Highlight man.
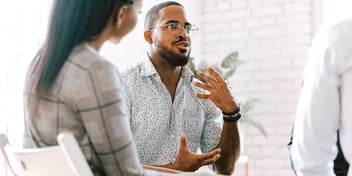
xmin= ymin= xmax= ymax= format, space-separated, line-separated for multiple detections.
xmin=121 ymin=1 xmax=240 ymax=175
xmin=291 ymin=19 xmax=352 ymax=176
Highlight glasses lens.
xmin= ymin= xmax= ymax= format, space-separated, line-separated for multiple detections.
xmin=164 ymin=23 xmax=199 ymax=37
xmin=184 ymin=25 xmax=192 ymax=34
xmin=167 ymin=23 xmax=180 ymax=34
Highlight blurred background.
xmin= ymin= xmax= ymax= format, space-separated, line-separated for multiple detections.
xmin=1 ymin=0 xmax=351 ymax=175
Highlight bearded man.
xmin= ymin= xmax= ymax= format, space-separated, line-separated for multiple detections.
xmin=121 ymin=1 xmax=240 ymax=175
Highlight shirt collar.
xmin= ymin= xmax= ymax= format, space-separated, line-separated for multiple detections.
xmin=140 ymin=53 xmax=194 ymax=83
xmin=140 ymin=54 xmax=158 ymax=77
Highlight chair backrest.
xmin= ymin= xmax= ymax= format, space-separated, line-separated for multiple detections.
xmin=57 ymin=132 xmax=94 ymax=176
xmin=0 ymin=133 xmax=17 ymax=176
xmin=0 ymin=132 xmax=93 ymax=176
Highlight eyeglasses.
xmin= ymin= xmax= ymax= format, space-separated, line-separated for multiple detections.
xmin=150 ymin=22 xmax=199 ymax=37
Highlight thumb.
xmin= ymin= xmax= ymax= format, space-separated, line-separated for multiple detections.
xmin=179 ymin=133 xmax=188 ymax=149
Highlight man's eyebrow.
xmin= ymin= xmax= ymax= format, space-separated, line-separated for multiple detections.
xmin=164 ymin=20 xmax=179 ymax=24
xmin=163 ymin=20 xmax=191 ymax=26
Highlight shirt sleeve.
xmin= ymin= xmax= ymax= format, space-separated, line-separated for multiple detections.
xmin=291 ymin=28 xmax=340 ymax=176
xmin=200 ymin=100 xmax=222 ymax=153
xmin=76 ymin=60 xmax=144 ymax=176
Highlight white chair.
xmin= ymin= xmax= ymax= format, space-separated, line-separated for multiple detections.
xmin=1 ymin=133 xmax=200 ymax=176
xmin=0 ymin=132 xmax=93 ymax=176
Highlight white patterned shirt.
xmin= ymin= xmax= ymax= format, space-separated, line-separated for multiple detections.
xmin=121 ymin=55 xmax=222 ymax=165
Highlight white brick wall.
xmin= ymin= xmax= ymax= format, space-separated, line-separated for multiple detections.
xmin=200 ymin=0 xmax=315 ymax=175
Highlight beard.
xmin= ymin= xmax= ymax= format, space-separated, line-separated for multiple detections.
xmin=156 ymin=40 xmax=191 ymax=66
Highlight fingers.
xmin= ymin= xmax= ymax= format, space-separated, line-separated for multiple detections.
xmin=199 ymin=148 xmax=221 ymax=165
xmin=196 ymin=67 xmax=227 ymax=89
xmin=195 ymin=93 xmax=210 ymax=99
xmin=193 ymin=81 xmax=212 ymax=99
xmin=194 ymin=81 xmax=212 ymax=91
xmin=196 ymin=71 xmax=217 ymax=86
xmin=207 ymin=67 xmax=225 ymax=83
xmin=201 ymin=148 xmax=221 ymax=159
xmin=202 ymin=153 xmax=221 ymax=165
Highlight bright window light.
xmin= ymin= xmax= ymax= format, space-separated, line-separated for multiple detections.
xmin=0 ymin=0 xmax=52 ymax=174
xmin=324 ymin=0 xmax=352 ymax=26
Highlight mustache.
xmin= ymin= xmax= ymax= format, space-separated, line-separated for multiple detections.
xmin=172 ymin=38 xmax=189 ymax=45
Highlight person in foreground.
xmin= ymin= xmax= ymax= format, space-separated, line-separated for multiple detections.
xmin=20 ymin=0 xmax=172 ymax=175
xmin=121 ymin=1 xmax=240 ymax=175
xmin=291 ymin=18 xmax=352 ymax=176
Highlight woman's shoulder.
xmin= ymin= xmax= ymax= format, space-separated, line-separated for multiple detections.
xmin=67 ymin=44 xmax=117 ymax=73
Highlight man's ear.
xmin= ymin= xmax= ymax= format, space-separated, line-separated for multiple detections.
xmin=144 ymin=31 xmax=153 ymax=44
xmin=114 ymin=5 xmax=128 ymax=28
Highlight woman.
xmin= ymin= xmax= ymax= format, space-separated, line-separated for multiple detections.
xmin=22 ymin=0 xmax=154 ymax=175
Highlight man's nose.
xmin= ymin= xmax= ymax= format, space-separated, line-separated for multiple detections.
xmin=176 ymin=27 xmax=189 ymax=38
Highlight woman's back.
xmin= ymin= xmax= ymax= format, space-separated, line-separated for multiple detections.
xmin=24 ymin=44 xmax=144 ymax=176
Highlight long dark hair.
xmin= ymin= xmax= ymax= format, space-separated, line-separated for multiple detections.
xmin=29 ymin=0 xmax=133 ymax=97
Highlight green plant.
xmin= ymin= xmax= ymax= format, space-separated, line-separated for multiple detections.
xmin=188 ymin=51 xmax=267 ymax=138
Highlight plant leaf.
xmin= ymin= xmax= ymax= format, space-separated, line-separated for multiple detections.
xmin=223 ymin=69 xmax=236 ymax=80
xmin=238 ymin=98 xmax=267 ymax=137
xmin=198 ymin=60 xmax=208 ymax=71
xmin=240 ymin=117 xmax=268 ymax=138
xmin=240 ymin=98 xmax=261 ymax=114
xmin=229 ymin=60 xmax=245 ymax=70
xmin=188 ymin=52 xmax=267 ymax=138
xmin=221 ymin=51 xmax=239 ymax=68
xmin=188 ymin=57 xmax=196 ymax=75
xmin=212 ymin=65 xmax=223 ymax=77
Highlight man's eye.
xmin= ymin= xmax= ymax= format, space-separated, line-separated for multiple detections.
xmin=185 ymin=25 xmax=192 ymax=32
xmin=168 ymin=24 xmax=178 ymax=30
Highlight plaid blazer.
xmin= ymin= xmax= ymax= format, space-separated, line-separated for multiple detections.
xmin=23 ymin=44 xmax=145 ymax=176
